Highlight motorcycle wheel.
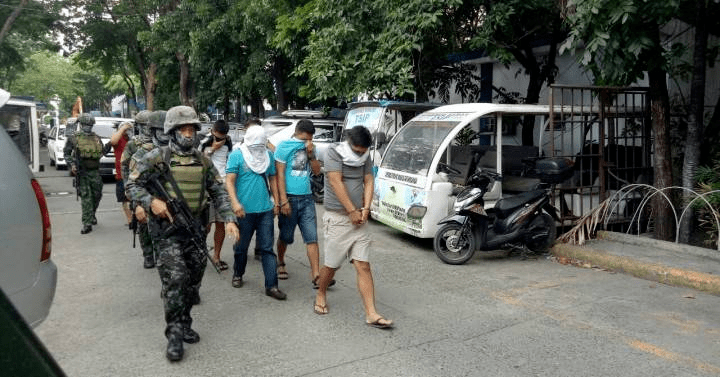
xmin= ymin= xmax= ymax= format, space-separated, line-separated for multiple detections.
xmin=433 ymin=223 xmax=476 ymax=265
xmin=525 ymin=212 xmax=556 ymax=253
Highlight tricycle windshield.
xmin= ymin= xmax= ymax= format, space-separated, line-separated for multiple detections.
xmin=344 ymin=106 xmax=383 ymax=131
xmin=380 ymin=112 xmax=469 ymax=176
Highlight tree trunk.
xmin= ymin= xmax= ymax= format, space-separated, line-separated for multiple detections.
xmin=701 ymin=90 xmax=720 ymax=163
xmin=223 ymin=90 xmax=230 ymax=122
xmin=272 ymin=55 xmax=287 ymax=112
xmin=648 ymin=66 xmax=674 ymax=241
xmin=679 ymin=2 xmax=708 ymax=243
xmin=0 ymin=0 xmax=29 ymax=45
xmin=145 ymin=63 xmax=158 ymax=111
xmin=176 ymin=52 xmax=192 ymax=107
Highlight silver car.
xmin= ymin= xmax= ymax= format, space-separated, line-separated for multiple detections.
xmin=0 ymin=123 xmax=57 ymax=328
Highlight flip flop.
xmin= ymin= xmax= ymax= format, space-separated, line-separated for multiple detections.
xmin=313 ymin=302 xmax=328 ymax=315
xmin=312 ymin=277 xmax=336 ymax=289
xmin=278 ymin=263 xmax=289 ymax=280
xmin=366 ymin=317 xmax=393 ymax=329
xmin=217 ymin=260 xmax=229 ymax=271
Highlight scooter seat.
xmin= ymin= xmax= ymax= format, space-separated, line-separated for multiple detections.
xmin=502 ymin=176 xmax=542 ymax=193
xmin=494 ymin=190 xmax=546 ymax=219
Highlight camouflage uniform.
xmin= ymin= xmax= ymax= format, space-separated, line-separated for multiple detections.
xmin=126 ymin=146 xmax=235 ymax=343
xmin=122 ymin=110 xmax=155 ymax=265
xmin=64 ymin=125 xmax=104 ymax=229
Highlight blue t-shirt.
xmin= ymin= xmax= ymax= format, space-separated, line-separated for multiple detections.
xmin=274 ymin=138 xmax=311 ymax=195
xmin=226 ymin=149 xmax=276 ymax=213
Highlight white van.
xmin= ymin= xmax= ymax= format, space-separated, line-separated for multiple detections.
xmin=0 ymin=93 xmax=40 ymax=173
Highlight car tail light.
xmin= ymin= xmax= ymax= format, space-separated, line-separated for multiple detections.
xmin=31 ymin=179 xmax=52 ymax=262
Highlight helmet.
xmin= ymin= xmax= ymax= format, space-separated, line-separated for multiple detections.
xmin=148 ymin=110 xmax=167 ymax=130
xmin=78 ymin=113 xmax=95 ymax=126
xmin=164 ymin=106 xmax=201 ymax=134
xmin=134 ymin=110 xmax=152 ymax=125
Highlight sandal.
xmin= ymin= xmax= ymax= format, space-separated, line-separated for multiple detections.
xmin=277 ymin=263 xmax=289 ymax=280
xmin=312 ymin=276 xmax=336 ymax=289
xmin=313 ymin=302 xmax=328 ymax=315
xmin=366 ymin=316 xmax=393 ymax=329
xmin=216 ymin=260 xmax=229 ymax=271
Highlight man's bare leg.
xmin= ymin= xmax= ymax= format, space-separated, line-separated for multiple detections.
xmin=277 ymin=239 xmax=288 ymax=277
xmin=307 ymin=242 xmax=320 ymax=282
xmin=353 ymin=260 xmax=392 ymax=326
xmin=213 ymin=222 xmax=225 ymax=262
xmin=314 ymin=266 xmax=335 ymax=314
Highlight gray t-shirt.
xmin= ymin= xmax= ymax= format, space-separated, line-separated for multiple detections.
xmin=324 ymin=143 xmax=373 ymax=212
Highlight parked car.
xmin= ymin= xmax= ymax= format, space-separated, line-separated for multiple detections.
xmin=263 ymin=110 xmax=345 ymax=203
xmin=66 ymin=117 xmax=134 ymax=178
xmin=0 ymin=118 xmax=57 ymax=328
xmin=0 ymin=93 xmax=41 ymax=173
xmin=46 ymin=125 xmax=68 ymax=169
xmin=264 ymin=110 xmax=345 ymax=161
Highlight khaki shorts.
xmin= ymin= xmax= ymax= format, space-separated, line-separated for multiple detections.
xmin=322 ymin=210 xmax=370 ymax=269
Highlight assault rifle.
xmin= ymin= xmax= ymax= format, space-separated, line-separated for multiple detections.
xmin=145 ymin=166 xmax=221 ymax=274
xmin=130 ymin=209 xmax=138 ymax=248
xmin=71 ymin=138 xmax=84 ymax=201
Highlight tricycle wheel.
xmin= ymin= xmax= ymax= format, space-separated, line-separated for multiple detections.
xmin=434 ymin=223 xmax=476 ymax=265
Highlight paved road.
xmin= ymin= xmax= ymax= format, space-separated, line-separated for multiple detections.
xmin=33 ymin=152 xmax=720 ymax=377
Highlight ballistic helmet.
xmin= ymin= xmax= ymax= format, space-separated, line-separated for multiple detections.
xmin=164 ymin=106 xmax=201 ymax=134
xmin=134 ymin=110 xmax=152 ymax=126
xmin=148 ymin=110 xmax=167 ymax=130
xmin=78 ymin=113 xmax=95 ymax=126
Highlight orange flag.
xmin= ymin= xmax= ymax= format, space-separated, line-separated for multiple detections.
xmin=71 ymin=97 xmax=83 ymax=117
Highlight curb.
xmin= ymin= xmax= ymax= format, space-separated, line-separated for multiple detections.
xmin=551 ymin=240 xmax=720 ymax=296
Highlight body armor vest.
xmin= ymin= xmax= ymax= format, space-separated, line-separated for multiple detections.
xmin=166 ymin=155 xmax=206 ymax=216
xmin=75 ymin=133 xmax=103 ymax=169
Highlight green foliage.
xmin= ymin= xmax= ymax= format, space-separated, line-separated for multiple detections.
xmin=0 ymin=0 xmax=62 ymax=87
xmin=695 ymin=162 xmax=720 ymax=246
xmin=7 ymin=51 xmax=117 ymax=112
xmin=561 ymin=0 xmax=682 ymax=85
xmin=453 ymin=127 xmax=477 ymax=146
xmin=275 ymin=0 xmax=463 ymax=102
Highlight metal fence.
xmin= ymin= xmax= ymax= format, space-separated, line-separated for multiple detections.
xmin=546 ymin=85 xmax=653 ymax=226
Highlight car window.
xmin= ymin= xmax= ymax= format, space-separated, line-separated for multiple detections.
xmin=92 ymin=123 xmax=116 ymax=138
xmin=63 ymin=126 xmax=74 ymax=137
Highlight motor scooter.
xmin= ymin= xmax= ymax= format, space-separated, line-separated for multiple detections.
xmin=433 ymin=164 xmax=560 ymax=265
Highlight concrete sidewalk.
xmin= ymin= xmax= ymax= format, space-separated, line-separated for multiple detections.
xmin=552 ymin=231 xmax=720 ymax=295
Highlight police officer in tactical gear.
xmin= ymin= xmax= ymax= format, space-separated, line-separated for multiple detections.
xmin=126 ymin=106 xmax=239 ymax=362
xmin=121 ymin=110 xmax=156 ymax=268
xmin=64 ymin=113 xmax=106 ymax=234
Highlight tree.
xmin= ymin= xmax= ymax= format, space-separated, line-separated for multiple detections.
xmin=562 ymin=0 xmax=683 ymax=241
xmin=68 ymin=0 xmax=179 ymax=111
xmin=7 ymin=51 xmax=116 ymax=113
xmin=275 ymin=0 xmax=466 ymax=103
xmin=470 ymin=0 xmax=567 ymax=145
xmin=0 ymin=0 xmax=61 ymax=87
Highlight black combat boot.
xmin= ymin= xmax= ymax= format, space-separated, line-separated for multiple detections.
xmin=91 ymin=216 xmax=97 ymax=225
xmin=81 ymin=225 xmax=92 ymax=234
xmin=183 ymin=327 xmax=200 ymax=344
xmin=166 ymin=332 xmax=184 ymax=361
xmin=143 ymin=255 xmax=155 ymax=269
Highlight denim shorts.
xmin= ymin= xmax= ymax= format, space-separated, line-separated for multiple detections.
xmin=278 ymin=194 xmax=318 ymax=244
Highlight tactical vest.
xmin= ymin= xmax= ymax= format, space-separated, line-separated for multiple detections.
xmin=75 ymin=133 xmax=103 ymax=170
xmin=165 ymin=154 xmax=207 ymax=216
